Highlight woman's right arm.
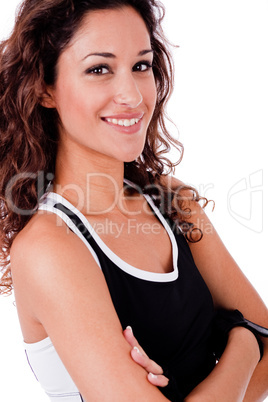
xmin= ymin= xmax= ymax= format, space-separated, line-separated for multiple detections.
xmin=10 ymin=213 xmax=170 ymax=402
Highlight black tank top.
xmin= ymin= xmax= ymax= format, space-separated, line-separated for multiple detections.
xmin=47 ymin=188 xmax=216 ymax=400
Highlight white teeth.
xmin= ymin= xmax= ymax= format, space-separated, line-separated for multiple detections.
xmin=105 ymin=117 xmax=141 ymax=127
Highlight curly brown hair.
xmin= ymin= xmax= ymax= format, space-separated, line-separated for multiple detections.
xmin=0 ymin=0 xmax=207 ymax=295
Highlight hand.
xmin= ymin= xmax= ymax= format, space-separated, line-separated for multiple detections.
xmin=123 ymin=326 xmax=169 ymax=388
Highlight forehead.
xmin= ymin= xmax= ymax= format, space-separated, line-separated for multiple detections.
xmin=68 ymin=6 xmax=151 ymax=56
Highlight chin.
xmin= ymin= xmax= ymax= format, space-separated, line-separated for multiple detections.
xmin=123 ymin=157 xmax=137 ymax=163
xmin=120 ymin=145 xmax=145 ymax=163
xmin=122 ymin=151 xmax=143 ymax=163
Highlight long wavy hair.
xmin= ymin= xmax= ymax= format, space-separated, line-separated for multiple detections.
xmin=0 ymin=0 xmax=208 ymax=294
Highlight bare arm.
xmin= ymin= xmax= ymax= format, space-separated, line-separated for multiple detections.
xmin=161 ymin=176 xmax=268 ymax=400
xmin=11 ymin=213 xmax=170 ymax=402
xmin=244 ymin=348 xmax=268 ymax=402
xmin=185 ymin=327 xmax=260 ymax=401
xmin=181 ymin=188 xmax=268 ymax=400
xmin=187 ymin=203 xmax=268 ymax=400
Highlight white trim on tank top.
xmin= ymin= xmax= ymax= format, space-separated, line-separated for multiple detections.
xmin=38 ymin=182 xmax=179 ymax=283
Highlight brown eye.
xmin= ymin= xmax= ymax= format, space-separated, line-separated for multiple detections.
xmin=133 ymin=61 xmax=153 ymax=72
xmin=86 ymin=65 xmax=110 ymax=75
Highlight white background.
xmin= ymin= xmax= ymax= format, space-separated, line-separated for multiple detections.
xmin=0 ymin=1 xmax=267 ymax=400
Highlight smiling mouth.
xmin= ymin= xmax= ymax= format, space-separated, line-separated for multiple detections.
xmin=102 ymin=116 xmax=143 ymax=127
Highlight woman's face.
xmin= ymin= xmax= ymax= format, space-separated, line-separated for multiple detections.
xmin=47 ymin=6 xmax=157 ymax=163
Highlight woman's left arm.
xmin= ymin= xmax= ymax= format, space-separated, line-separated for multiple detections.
xmin=244 ymin=346 xmax=268 ymax=402
xmin=124 ymin=324 xmax=262 ymax=402
xmin=127 ymin=176 xmax=268 ymax=399
xmin=185 ymin=196 xmax=268 ymax=401
xmin=185 ymin=326 xmax=260 ymax=402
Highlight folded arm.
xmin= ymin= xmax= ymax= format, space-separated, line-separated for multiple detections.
xmin=176 ymin=180 xmax=268 ymax=401
xmin=161 ymin=176 xmax=268 ymax=400
xmin=185 ymin=326 xmax=260 ymax=401
xmin=125 ymin=314 xmax=263 ymax=401
xmin=11 ymin=213 xmax=170 ymax=402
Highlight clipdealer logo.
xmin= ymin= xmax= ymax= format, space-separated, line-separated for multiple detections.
xmin=227 ymin=170 xmax=264 ymax=233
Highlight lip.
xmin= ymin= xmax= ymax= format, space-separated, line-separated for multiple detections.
xmin=101 ymin=113 xmax=144 ymax=134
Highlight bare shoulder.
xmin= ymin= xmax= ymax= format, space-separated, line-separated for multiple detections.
xmin=160 ymin=174 xmax=204 ymax=218
xmin=160 ymin=174 xmax=199 ymax=200
xmin=10 ymin=210 xmax=106 ymax=321
xmin=160 ymin=174 xmax=185 ymax=190
xmin=11 ymin=210 xmax=91 ymax=278
xmin=12 ymin=211 xmax=68 ymax=253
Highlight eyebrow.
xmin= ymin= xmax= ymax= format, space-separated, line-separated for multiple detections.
xmin=82 ymin=49 xmax=153 ymax=61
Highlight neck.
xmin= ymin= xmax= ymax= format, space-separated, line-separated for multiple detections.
xmin=53 ymin=140 xmax=126 ymax=215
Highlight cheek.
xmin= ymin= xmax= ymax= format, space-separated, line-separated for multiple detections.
xmin=147 ymin=75 xmax=157 ymax=101
xmin=53 ymin=79 xmax=81 ymax=123
xmin=55 ymin=82 xmax=109 ymax=127
xmin=144 ymin=79 xmax=157 ymax=114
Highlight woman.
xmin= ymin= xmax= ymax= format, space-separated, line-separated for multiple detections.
xmin=0 ymin=0 xmax=267 ymax=401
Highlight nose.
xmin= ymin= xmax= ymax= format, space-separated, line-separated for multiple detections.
xmin=113 ymin=72 xmax=143 ymax=108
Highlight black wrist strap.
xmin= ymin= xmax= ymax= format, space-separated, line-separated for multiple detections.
xmin=242 ymin=317 xmax=268 ymax=338
xmin=211 ymin=309 xmax=268 ymax=361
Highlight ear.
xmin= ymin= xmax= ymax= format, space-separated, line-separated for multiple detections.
xmin=39 ymin=86 xmax=57 ymax=109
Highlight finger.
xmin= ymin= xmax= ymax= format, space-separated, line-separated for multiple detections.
xmin=123 ymin=326 xmax=138 ymax=349
xmin=123 ymin=326 xmax=165 ymax=376
xmin=148 ymin=373 xmax=169 ymax=388
xmin=123 ymin=326 xmax=148 ymax=357
xmin=131 ymin=346 xmax=163 ymax=375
